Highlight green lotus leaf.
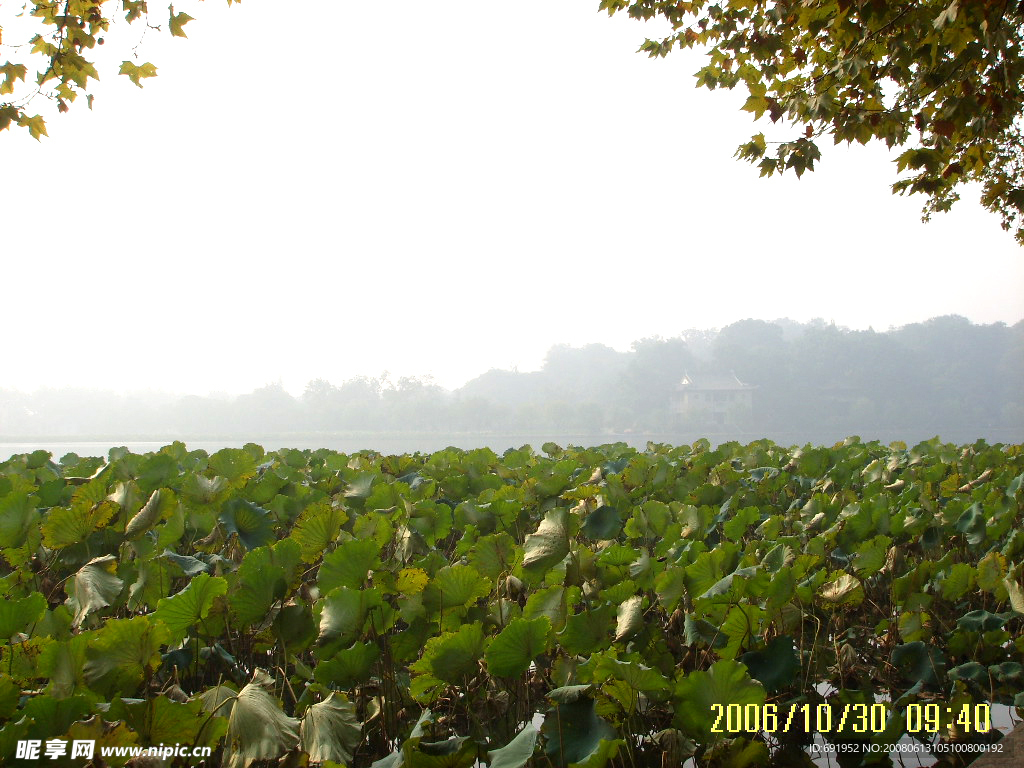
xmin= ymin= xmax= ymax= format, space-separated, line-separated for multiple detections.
xmin=582 ymin=506 xmax=622 ymax=541
xmin=220 ymin=497 xmax=275 ymax=550
xmin=0 ymin=591 xmax=45 ymax=640
xmin=369 ymin=710 xmax=434 ymax=768
xmin=679 ymin=504 xmax=714 ymax=540
xmin=469 ymin=532 xmax=519 ymax=579
xmin=63 ymin=719 xmax=136 ymax=767
xmin=684 ymin=548 xmax=735 ymax=599
xmin=698 ymin=566 xmax=765 ymax=601
xmin=344 ymin=472 xmax=376 ymax=501
xmin=317 ymin=586 xmax=384 ymax=654
xmin=319 ymin=537 xmax=381 ymax=593
xmin=67 ymin=555 xmax=125 ymax=627
xmin=598 ymin=580 xmax=636 ymax=605
xmin=485 ymin=617 xmax=551 ymax=677
xmin=722 ymin=506 xmax=760 ymax=542
xmin=407 ymin=500 xmax=453 ymax=545
xmin=739 ymin=635 xmax=800 ymax=693
xmin=198 ymin=682 xmax=240 ymax=718
xmin=956 ymin=610 xmax=1010 ymax=632
xmin=207 ymin=448 xmax=259 ymax=483
xmin=701 ymin=737 xmax=769 ymax=768
xmin=354 ymin=510 xmax=395 ymax=550
xmin=83 ymin=615 xmax=169 ymax=697
xmin=683 ymin=614 xmax=726 ymax=649
xmin=291 ymin=502 xmax=349 ymax=563
xmin=314 ymin=640 xmax=381 ymax=689
xmin=559 ymin=603 xmax=614 ymax=656
xmin=719 ymin=604 xmax=765 ymax=660
xmin=853 ymin=535 xmax=892 ymax=577
xmin=274 ymin=600 xmax=317 ymax=651
xmin=523 ymin=585 xmax=570 ymax=631
xmin=413 ymin=622 xmax=486 ymax=683
xmin=977 ymin=551 xmax=1008 ymax=595
xmin=568 ymin=738 xmax=625 ymax=768
xmin=760 ymin=543 xmax=793 ymax=573
xmin=948 ymin=661 xmax=987 ymax=685
xmin=126 ymin=559 xmax=174 ymax=612
xmin=625 ymin=500 xmax=672 ymax=539
xmin=817 ymin=572 xmax=864 ymax=607
xmin=955 ymin=502 xmax=986 ymax=547
xmin=1004 ymin=576 xmax=1024 ymax=612
xmin=488 ymin=724 xmax=538 ymax=768
xmin=125 ymin=488 xmax=176 ymax=540
xmin=37 ymin=633 xmax=88 ymax=697
xmin=990 ymin=661 xmax=1024 ymax=689
xmin=891 ymin=641 xmax=946 ymax=685
xmin=939 ymin=563 xmax=977 ymax=601
xmin=405 ymin=736 xmax=479 ymax=768
xmin=674 ymin=659 xmax=766 ymax=742
xmin=153 ymin=572 xmax=227 ymax=642
xmin=654 ymin=567 xmax=686 ymax=612
xmin=541 ymin=695 xmax=617 ymax=768
xmin=19 ymin=694 xmax=93 ymax=742
xmin=180 ymin=472 xmax=228 ymax=504
xmin=223 ymin=678 xmax=300 ymax=768
xmin=546 ymin=685 xmax=595 ymax=704
xmin=595 ymin=544 xmax=639 ymax=569
xmin=41 ymin=500 xmax=116 ymax=550
xmin=0 ymin=491 xmax=41 ymax=552
xmin=161 ymin=549 xmax=211 ymax=576
xmin=597 ymin=658 xmax=670 ymax=693
xmin=795 ymin=447 xmax=831 ymax=478
xmin=300 ymin=692 xmax=362 ymax=765
xmin=0 ymin=675 xmax=18 ymax=720
xmin=423 ymin=565 xmax=491 ymax=612
xmin=235 ymin=540 xmax=303 ymax=630
xmin=523 ymin=508 xmax=570 ymax=576
xmin=614 ymin=595 xmax=643 ymax=642
xmin=116 ymin=695 xmax=226 ymax=748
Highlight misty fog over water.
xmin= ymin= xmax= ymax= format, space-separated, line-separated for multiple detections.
xmin=2 ymin=316 xmax=1022 ymax=459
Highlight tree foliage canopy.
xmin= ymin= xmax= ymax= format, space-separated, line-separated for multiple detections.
xmin=3 ymin=0 xmax=1023 ymax=241
xmin=0 ymin=0 xmax=221 ymax=137
xmin=601 ymin=0 xmax=1024 ymax=242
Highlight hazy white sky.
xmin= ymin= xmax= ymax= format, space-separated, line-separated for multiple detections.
xmin=4 ymin=0 xmax=1023 ymax=395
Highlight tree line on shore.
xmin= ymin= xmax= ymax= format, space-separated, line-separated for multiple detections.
xmin=2 ymin=316 xmax=1021 ymax=443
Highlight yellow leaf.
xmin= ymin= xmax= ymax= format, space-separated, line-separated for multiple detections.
xmin=397 ymin=568 xmax=428 ymax=594
xmin=169 ymin=5 xmax=194 ymax=38
xmin=17 ymin=113 xmax=47 ymax=140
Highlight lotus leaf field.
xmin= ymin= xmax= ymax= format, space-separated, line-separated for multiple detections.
xmin=0 ymin=438 xmax=1022 ymax=768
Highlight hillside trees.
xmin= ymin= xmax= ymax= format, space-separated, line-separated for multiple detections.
xmin=602 ymin=0 xmax=1024 ymax=243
